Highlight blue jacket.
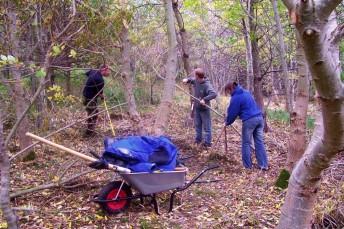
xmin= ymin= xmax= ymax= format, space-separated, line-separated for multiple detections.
xmin=226 ymin=85 xmax=262 ymax=125
xmin=83 ymin=70 xmax=104 ymax=100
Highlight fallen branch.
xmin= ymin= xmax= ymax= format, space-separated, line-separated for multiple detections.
xmin=10 ymin=169 xmax=95 ymax=199
xmin=12 ymin=207 xmax=38 ymax=212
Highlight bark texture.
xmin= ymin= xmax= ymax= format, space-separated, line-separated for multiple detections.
xmin=242 ymin=1 xmax=254 ymax=92
xmin=278 ymin=1 xmax=344 ymax=228
xmin=119 ymin=18 xmax=140 ymax=120
xmin=272 ymin=0 xmax=292 ymax=112
xmin=154 ymin=0 xmax=178 ymax=135
xmin=0 ymin=111 xmax=19 ymax=228
xmin=249 ymin=1 xmax=264 ymax=110
xmin=248 ymin=0 xmax=269 ymax=131
xmin=7 ymin=4 xmax=33 ymax=156
xmin=287 ymin=37 xmax=310 ymax=171
xmin=172 ymin=0 xmax=192 ymax=76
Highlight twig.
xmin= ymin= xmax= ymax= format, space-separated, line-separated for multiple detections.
xmin=212 ymin=125 xmax=226 ymax=149
xmin=58 ymin=160 xmax=78 ymax=182
xmin=224 ymin=126 xmax=228 ymax=154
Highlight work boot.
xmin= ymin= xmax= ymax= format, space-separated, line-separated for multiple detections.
xmin=202 ymin=142 xmax=212 ymax=148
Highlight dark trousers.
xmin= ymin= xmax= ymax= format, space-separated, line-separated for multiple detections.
xmin=83 ymin=98 xmax=98 ymax=133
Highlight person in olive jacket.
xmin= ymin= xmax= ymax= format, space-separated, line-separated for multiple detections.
xmin=82 ymin=64 xmax=110 ymax=136
xmin=182 ymin=68 xmax=217 ymax=147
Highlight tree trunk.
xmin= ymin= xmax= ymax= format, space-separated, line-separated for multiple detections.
xmin=66 ymin=70 xmax=71 ymax=95
xmin=249 ymin=1 xmax=264 ymax=109
xmin=248 ymin=1 xmax=269 ymax=131
xmin=0 ymin=110 xmax=19 ymax=228
xmin=242 ymin=1 xmax=254 ymax=92
xmin=119 ymin=19 xmax=140 ymax=120
xmin=7 ymin=5 xmax=33 ymax=156
xmin=33 ymin=3 xmax=45 ymax=129
xmin=278 ymin=0 xmax=344 ymax=226
xmin=172 ymin=0 xmax=192 ymax=76
xmin=154 ymin=0 xmax=178 ymax=135
xmin=271 ymin=0 xmax=292 ymax=112
xmin=172 ymin=0 xmax=194 ymax=109
xmin=287 ymin=37 xmax=309 ymax=171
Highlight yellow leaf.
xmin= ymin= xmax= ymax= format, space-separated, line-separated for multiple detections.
xmin=95 ymin=214 xmax=104 ymax=220
xmin=122 ymin=19 xmax=129 ymax=29
xmin=52 ymin=176 xmax=60 ymax=182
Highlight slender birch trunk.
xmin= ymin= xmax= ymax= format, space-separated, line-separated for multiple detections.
xmin=7 ymin=4 xmax=33 ymax=156
xmin=154 ymin=0 xmax=178 ymax=135
xmin=172 ymin=0 xmax=192 ymax=76
xmin=172 ymin=0 xmax=194 ymax=111
xmin=271 ymin=0 xmax=292 ymax=112
xmin=119 ymin=18 xmax=140 ymax=120
xmin=248 ymin=0 xmax=269 ymax=131
xmin=0 ymin=110 xmax=18 ymax=228
xmin=278 ymin=0 xmax=344 ymax=227
xmin=287 ymin=37 xmax=309 ymax=170
xmin=249 ymin=1 xmax=264 ymax=109
xmin=242 ymin=0 xmax=254 ymax=92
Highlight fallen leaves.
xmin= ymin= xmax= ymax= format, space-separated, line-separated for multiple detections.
xmin=8 ymin=102 xmax=343 ymax=228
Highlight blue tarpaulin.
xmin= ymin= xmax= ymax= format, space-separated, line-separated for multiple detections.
xmin=101 ymin=136 xmax=179 ymax=172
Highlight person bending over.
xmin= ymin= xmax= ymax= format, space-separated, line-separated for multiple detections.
xmin=224 ymin=81 xmax=268 ymax=170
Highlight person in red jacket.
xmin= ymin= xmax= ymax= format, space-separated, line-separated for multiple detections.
xmin=82 ymin=64 xmax=110 ymax=136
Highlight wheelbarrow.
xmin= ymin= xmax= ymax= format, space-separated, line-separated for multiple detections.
xmin=26 ymin=133 xmax=219 ymax=214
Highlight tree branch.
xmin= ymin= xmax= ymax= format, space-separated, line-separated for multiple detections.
xmin=9 ymin=102 xmax=128 ymax=161
xmin=281 ymin=0 xmax=295 ymax=11
xmin=4 ymin=75 xmax=50 ymax=148
xmin=331 ymin=23 xmax=344 ymax=44
xmin=317 ymin=0 xmax=343 ymax=20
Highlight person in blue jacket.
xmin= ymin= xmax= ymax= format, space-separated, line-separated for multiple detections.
xmin=182 ymin=68 xmax=217 ymax=147
xmin=224 ymin=81 xmax=268 ymax=170
xmin=82 ymin=64 xmax=110 ymax=136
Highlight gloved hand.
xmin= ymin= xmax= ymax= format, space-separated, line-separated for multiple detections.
xmin=182 ymin=78 xmax=188 ymax=83
xmin=200 ymin=99 xmax=205 ymax=105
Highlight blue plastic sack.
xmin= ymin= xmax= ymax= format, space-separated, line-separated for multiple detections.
xmin=101 ymin=136 xmax=178 ymax=172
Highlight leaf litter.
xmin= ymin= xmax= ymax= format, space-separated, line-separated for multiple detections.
xmin=6 ymin=102 xmax=343 ymax=228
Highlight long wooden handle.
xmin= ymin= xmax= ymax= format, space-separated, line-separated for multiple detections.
xmin=25 ymin=132 xmax=131 ymax=173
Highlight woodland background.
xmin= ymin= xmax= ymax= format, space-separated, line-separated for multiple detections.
xmin=0 ymin=0 xmax=343 ymax=228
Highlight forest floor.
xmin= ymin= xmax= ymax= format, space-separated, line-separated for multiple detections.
xmin=5 ymin=98 xmax=344 ymax=229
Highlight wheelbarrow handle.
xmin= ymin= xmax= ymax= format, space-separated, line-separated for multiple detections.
xmin=168 ymin=164 xmax=219 ymax=212
xmin=25 ymin=132 xmax=131 ymax=173
xmin=205 ymin=164 xmax=220 ymax=171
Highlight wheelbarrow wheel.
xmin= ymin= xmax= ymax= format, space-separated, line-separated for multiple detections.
xmin=98 ymin=181 xmax=132 ymax=214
